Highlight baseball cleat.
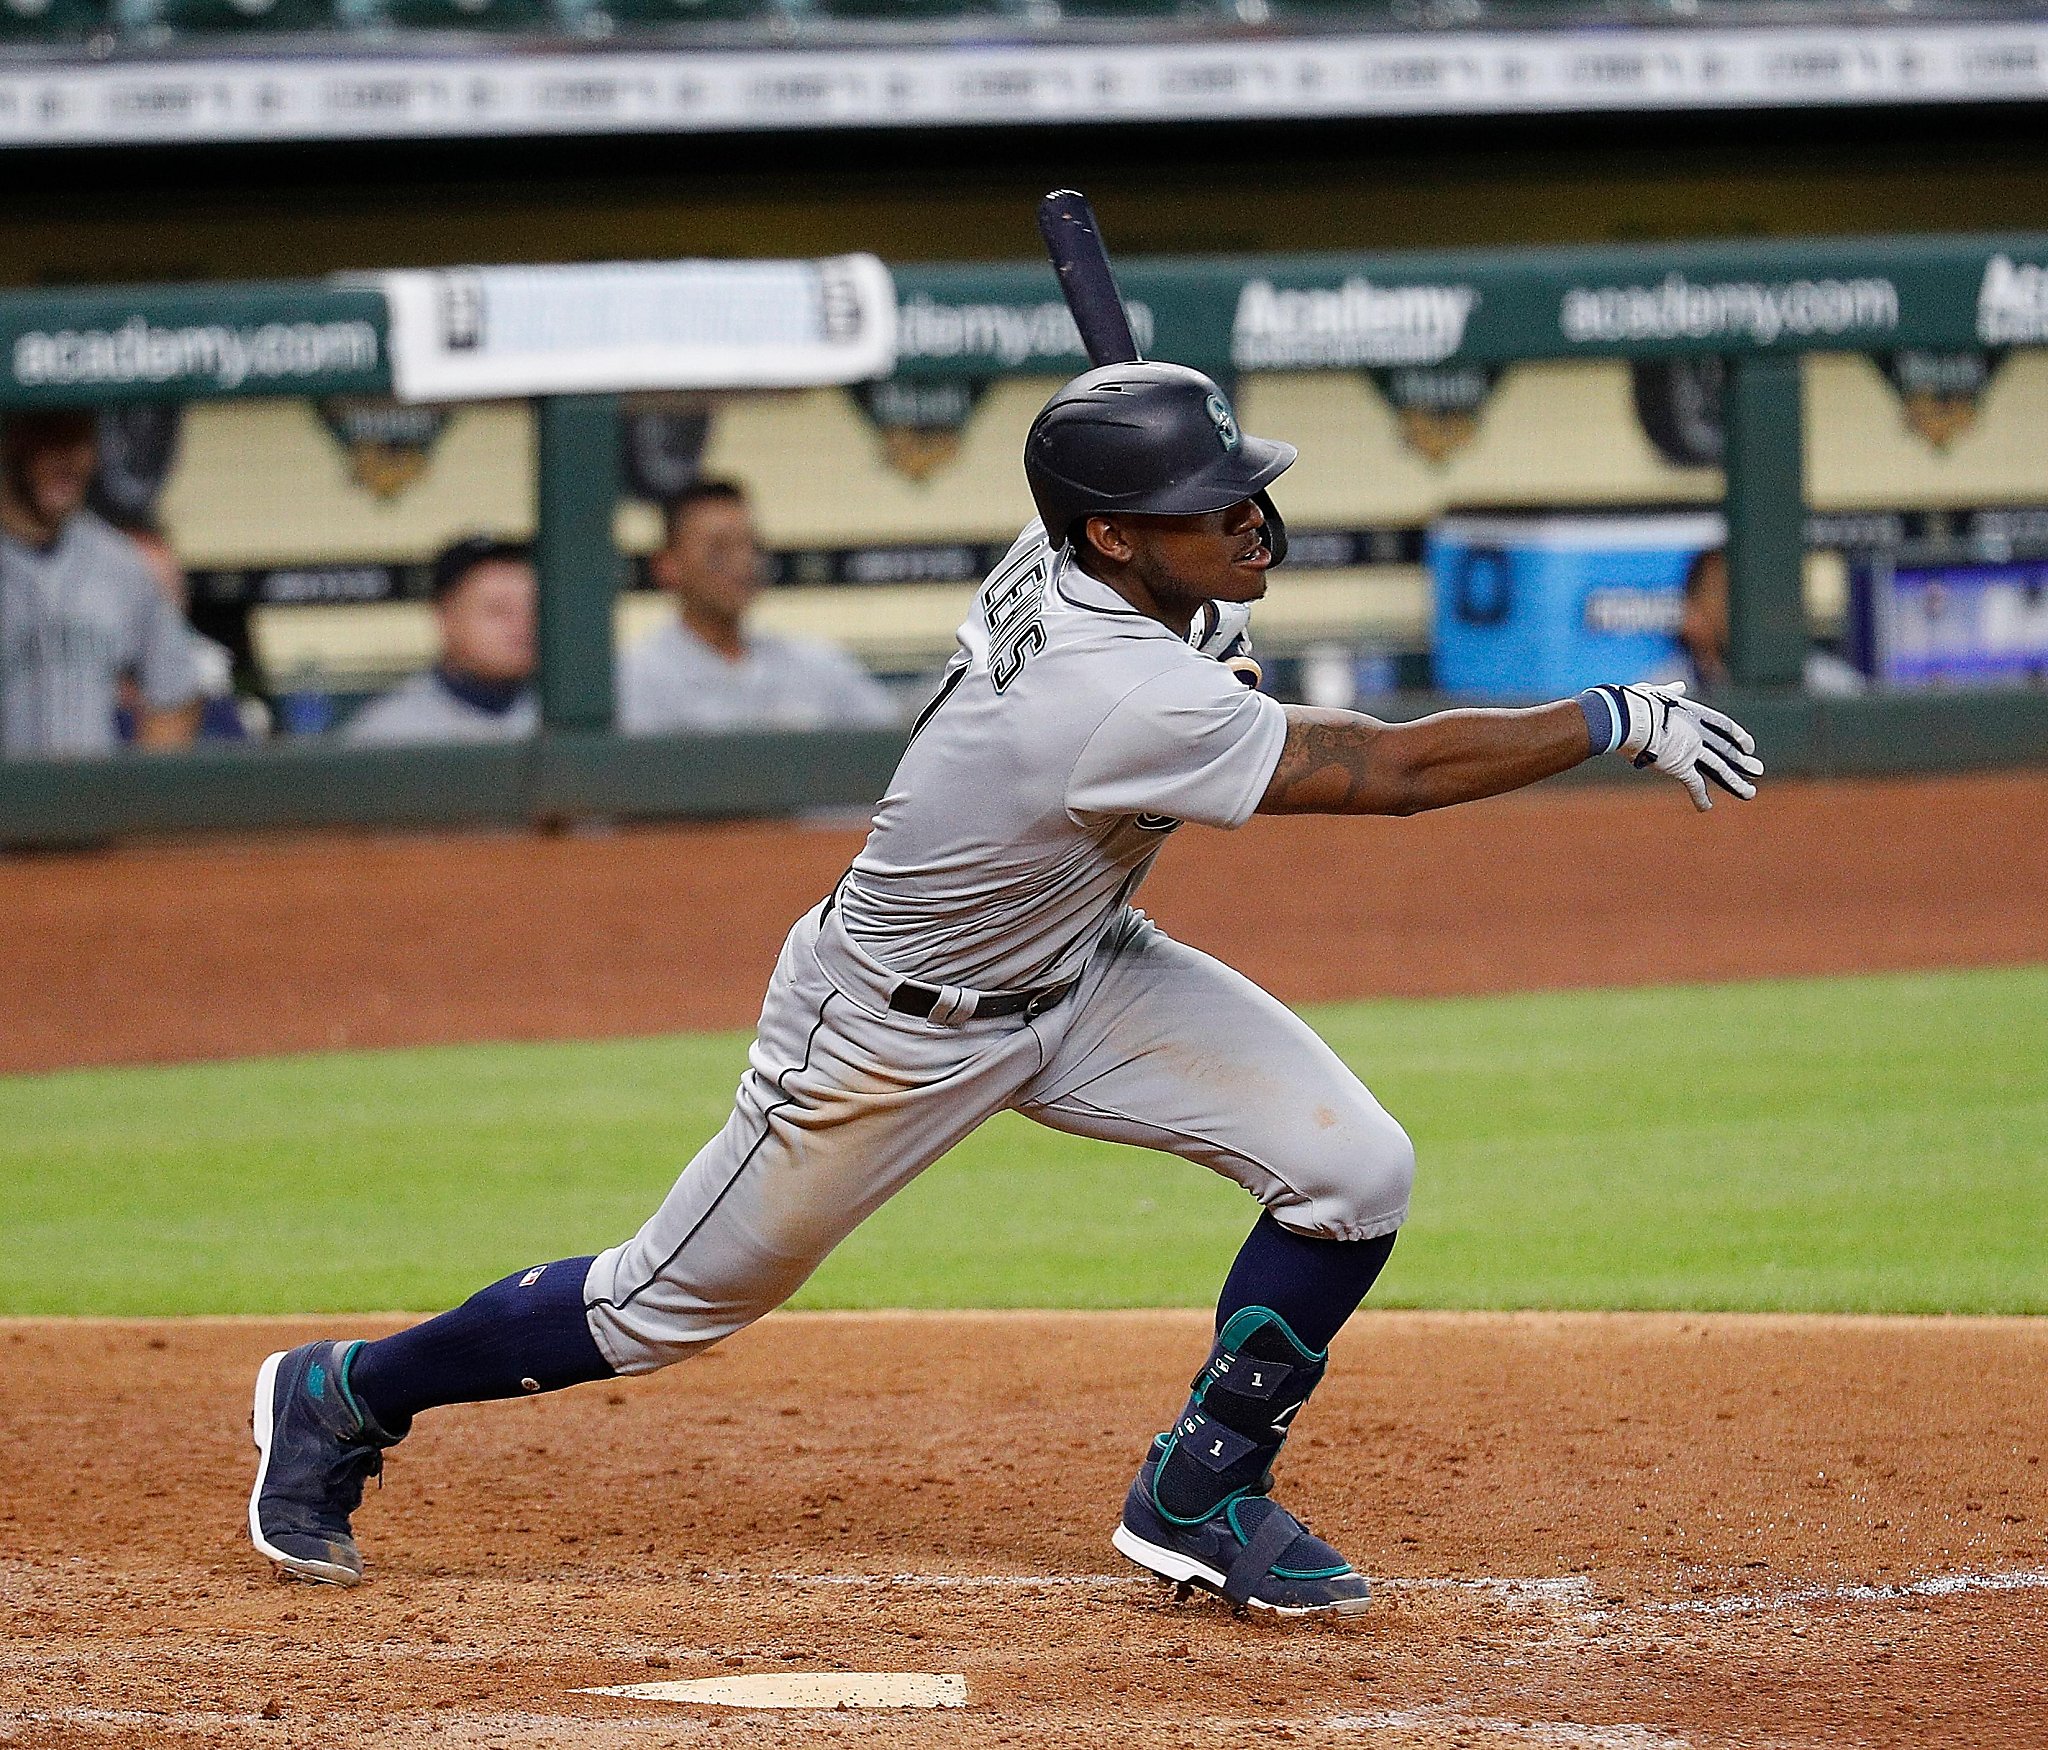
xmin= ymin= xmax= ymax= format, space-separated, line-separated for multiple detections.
xmin=1114 ymin=1439 xmax=1371 ymax=1618
xmin=248 ymin=1341 xmax=400 ymax=1587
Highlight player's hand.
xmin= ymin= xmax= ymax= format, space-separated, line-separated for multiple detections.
xmin=1584 ymin=681 xmax=1763 ymax=812
xmin=1189 ymin=600 xmax=1262 ymax=690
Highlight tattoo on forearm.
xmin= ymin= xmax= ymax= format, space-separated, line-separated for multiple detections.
xmin=1267 ymin=716 xmax=1373 ymax=811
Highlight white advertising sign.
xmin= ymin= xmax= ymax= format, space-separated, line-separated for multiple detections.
xmin=1 ymin=26 xmax=2046 ymax=149
xmin=374 ymin=255 xmax=896 ymax=402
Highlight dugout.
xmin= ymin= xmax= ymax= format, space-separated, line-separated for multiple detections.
xmin=4 ymin=232 xmax=2048 ymax=847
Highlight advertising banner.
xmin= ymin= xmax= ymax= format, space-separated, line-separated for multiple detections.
xmin=894 ymin=235 xmax=2048 ymax=382
xmin=888 ymin=264 xmax=1179 ymax=379
xmin=3 ymin=234 xmax=2043 ymax=411
xmin=3 ymin=25 xmax=2048 ymax=151
xmin=0 ymin=285 xmax=388 ymax=408
xmin=375 ymin=256 xmax=896 ymax=402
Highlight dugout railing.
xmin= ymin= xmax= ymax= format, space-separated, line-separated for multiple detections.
xmin=4 ymin=233 xmax=2047 ymax=847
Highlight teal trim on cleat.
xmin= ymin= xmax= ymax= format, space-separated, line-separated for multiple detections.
xmin=1223 ymin=1498 xmax=1351 ymax=1579
xmin=1118 ymin=1445 xmax=1371 ymax=1617
xmin=336 ymin=1340 xmax=369 ymax=1427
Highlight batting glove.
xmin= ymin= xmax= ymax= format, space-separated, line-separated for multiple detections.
xmin=1189 ymin=599 xmax=1263 ymax=690
xmin=1580 ymin=681 xmax=1763 ymax=812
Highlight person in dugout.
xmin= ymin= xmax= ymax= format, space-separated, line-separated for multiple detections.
xmin=344 ymin=536 xmax=539 ymax=746
xmin=0 ymin=408 xmax=201 ymax=758
xmin=616 ymin=478 xmax=899 ymax=735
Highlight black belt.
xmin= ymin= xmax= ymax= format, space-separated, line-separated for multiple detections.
xmin=888 ymin=975 xmax=1079 ymax=1022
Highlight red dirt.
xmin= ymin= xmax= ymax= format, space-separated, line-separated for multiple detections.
xmin=4 ymin=770 xmax=2046 ymax=1075
xmin=1 ymin=1311 xmax=2044 ymax=1749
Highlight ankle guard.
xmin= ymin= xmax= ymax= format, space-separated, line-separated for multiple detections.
xmin=1149 ymin=1306 xmax=1326 ymax=1525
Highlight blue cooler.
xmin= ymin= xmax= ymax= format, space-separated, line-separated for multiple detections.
xmin=1428 ymin=509 xmax=1724 ymax=697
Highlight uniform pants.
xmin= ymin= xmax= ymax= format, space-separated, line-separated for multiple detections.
xmin=583 ymin=898 xmax=1414 ymax=1373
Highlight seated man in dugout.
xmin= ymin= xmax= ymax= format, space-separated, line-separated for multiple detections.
xmin=1676 ymin=547 xmax=1865 ymax=698
xmin=344 ymin=537 xmax=538 ymax=746
xmin=0 ymin=408 xmax=200 ymax=758
xmin=616 ymin=478 xmax=899 ymax=735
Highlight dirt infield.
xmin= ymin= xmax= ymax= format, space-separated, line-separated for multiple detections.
xmin=6 ymin=770 xmax=2048 ymax=1075
xmin=7 ymin=776 xmax=2046 ymax=1746
xmin=2 ymin=1311 xmax=2043 ymax=1749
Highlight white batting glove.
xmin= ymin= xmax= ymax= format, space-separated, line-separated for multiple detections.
xmin=1189 ymin=600 xmax=1263 ymax=690
xmin=1580 ymin=681 xmax=1763 ymax=812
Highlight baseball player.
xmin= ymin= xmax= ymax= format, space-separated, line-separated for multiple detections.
xmin=249 ymin=362 xmax=1760 ymax=1616
xmin=1 ymin=408 xmax=202 ymax=758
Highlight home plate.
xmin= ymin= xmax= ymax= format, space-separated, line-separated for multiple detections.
xmin=578 ymin=1673 xmax=968 ymax=1710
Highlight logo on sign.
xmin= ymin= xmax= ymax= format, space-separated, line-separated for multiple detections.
xmin=1584 ymin=588 xmax=1684 ymax=637
xmin=896 ymin=293 xmax=1157 ymax=367
xmin=1559 ymin=272 xmax=1899 ymax=345
xmin=1977 ymin=254 xmax=2048 ymax=345
xmin=440 ymin=273 xmax=485 ymax=352
xmin=1231 ymin=277 xmax=1479 ymax=369
xmin=1881 ymin=348 xmax=2004 ymax=451
xmin=1371 ymin=363 xmax=1499 ymax=464
xmin=319 ymin=396 xmax=451 ymax=501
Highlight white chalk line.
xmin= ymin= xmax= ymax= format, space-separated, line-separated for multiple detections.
xmin=1384 ymin=1575 xmax=1593 ymax=1603
xmin=700 ymin=1570 xmax=1591 ymax=1602
xmin=726 ymin=1570 xmax=1134 ymax=1588
xmin=1330 ymin=1709 xmax=1689 ymax=1749
xmin=700 ymin=1563 xmax=2048 ymax=1629
xmin=1653 ymin=1566 xmax=2048 ymax=1616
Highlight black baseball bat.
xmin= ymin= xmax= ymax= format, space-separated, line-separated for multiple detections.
xmin=1037 ymin=189 xmax=1141 ymax=368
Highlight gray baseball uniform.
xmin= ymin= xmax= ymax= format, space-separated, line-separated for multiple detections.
xmin=1 ymin=511 xmax=201 ymax=758
xmin=343 ymin=670 xmax=538 ymax=746
xmin=617 ymin=617 xmax=898 ymax=735
xmin=582 ymin=525 xmax=1414 ymax=1373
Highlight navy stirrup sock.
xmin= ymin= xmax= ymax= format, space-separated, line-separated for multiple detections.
xmin=1216 ymin=1212 xmax=1397 ymax=1352
xmin=346 ymin=1256 xmax=614 ymax=1434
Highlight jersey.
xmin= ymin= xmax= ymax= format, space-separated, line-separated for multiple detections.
xmin=1 ymin=510 xmax=201 ymax=758
xmin=835 ymin=523 xmax=1288 ymax=993
xmin=584 ymin=522 xmax=1410 ymax=1372
xmin=617 ymin=617 xmax=898 ymax=735
xmin=343 ymin=670 xmax=538 ymax=746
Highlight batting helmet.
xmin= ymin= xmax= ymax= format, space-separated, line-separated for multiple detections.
xmin=1024 ymin=362 xmax=1296 ymax=564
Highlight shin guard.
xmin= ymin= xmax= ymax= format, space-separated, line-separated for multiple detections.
xmin=1148 ymin=1304 xmax=1325 ymax=1525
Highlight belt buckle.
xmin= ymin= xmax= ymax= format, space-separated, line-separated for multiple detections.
xmin=1022 ymin=983 xmax=1060 ymax=1020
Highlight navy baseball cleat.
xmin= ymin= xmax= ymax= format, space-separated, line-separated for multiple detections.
xmin=248 ymin=1341 xmax=403 ymax=1587
xmin=1113 ymin=1437 xmax=1372 ymax=1618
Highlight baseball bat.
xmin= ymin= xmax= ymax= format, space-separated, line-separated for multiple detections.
xmin=1037 ymin=189 xmax=1142 ymax=368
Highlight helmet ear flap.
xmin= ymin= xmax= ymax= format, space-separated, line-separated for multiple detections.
xmin=1253 ymin=491 xmax=1287 ymax=566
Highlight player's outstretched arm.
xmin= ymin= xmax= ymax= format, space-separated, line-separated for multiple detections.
xmin=1258 ymin=701 xmax=1588 ymax=816
xmin=1257 ymin=684 xmax=1761 ymax=817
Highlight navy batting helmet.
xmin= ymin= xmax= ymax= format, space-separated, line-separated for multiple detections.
xmin=1024 ymin=362 xmax=1295 ymax=564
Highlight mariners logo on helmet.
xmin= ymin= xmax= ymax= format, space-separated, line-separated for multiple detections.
xmin=1205 ymin=392 xmax=1241 ymax=453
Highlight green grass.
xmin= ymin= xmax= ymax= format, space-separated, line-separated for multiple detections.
xmin=2 ymin=966 xmax=2043 ymax=1317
